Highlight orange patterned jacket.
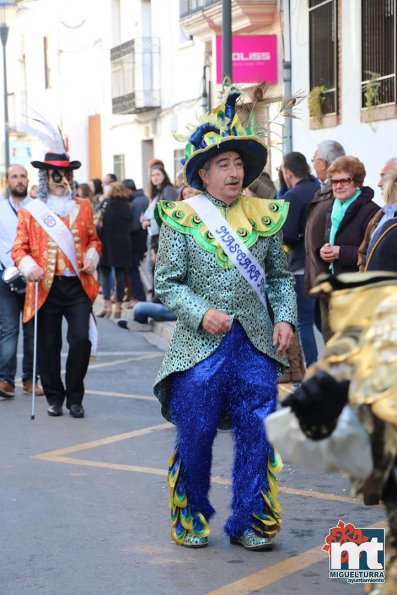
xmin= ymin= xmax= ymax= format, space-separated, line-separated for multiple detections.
xmin=12 ymin=198 xmax=102 ymax=322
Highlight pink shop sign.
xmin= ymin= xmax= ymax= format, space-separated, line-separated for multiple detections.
xmin=216 ymin=35 xmax=278 ymax=84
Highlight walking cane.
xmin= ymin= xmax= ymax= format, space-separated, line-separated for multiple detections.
xmin=31 ymin=281 xmax=39 ymax=420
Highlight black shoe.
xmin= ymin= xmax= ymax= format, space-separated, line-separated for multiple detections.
xmin=47 ymin=404 xmax=63 ymax=417
xmin=69 ymin=404 xmax=85 ymax=418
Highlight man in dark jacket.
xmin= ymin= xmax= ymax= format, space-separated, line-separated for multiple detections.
xmin=123 ymin=179 xmax=149 ymax=303
xmin=281 ymin=152 xmax=320 ymax=366
xmin=304 ymin=140 xmax=346 ymax=341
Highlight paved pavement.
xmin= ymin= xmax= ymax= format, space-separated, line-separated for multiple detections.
xmin=1 ymin=316 xmax=385 ymax=595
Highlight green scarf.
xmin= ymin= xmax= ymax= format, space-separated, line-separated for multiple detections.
xmin=329 ymin=188 xmax=362 ymax=271
xmin=330 ymin=189 xmax=362 ymax=245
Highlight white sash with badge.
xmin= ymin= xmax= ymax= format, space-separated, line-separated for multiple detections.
xmin=185 ymin=194 xmax=268 ymax=309
xmin=25 ymin=200 xmax=98 ymax=356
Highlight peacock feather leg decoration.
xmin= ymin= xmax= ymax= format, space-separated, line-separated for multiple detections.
xmin=167 ymin=451 xmax=210 ymax=545
xmin=252 ymin=449 xmax=283 ymax=538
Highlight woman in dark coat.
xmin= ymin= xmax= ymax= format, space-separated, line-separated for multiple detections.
xmin=320 ymin=155 xmax=380 ymax=275
xmin=98 ymin=182 xmax=132 ymax=318
xmin=140 ymin=165 xmax=178 ymax=293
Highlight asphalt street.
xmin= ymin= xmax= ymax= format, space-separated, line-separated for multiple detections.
xmin=1 ymin=316 xmax=385 ymax=595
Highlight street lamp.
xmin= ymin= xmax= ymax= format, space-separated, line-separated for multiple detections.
xmin=222 ymin=0 xmax=232 ymax=81
xmin=0 ymin=0 xmax=16 ymax=175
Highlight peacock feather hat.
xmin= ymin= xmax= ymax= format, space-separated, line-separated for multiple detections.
xmin=179 ymin=84 xmax=268 ymax=190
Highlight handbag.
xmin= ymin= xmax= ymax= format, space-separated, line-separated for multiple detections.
xmin=94 ymin=198 xmax=109 ymax=236
xmin=264 ymin=405 xmax=373 ymax=481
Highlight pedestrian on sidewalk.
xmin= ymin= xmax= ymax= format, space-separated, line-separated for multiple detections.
xmin=129 ymin=243 xmax=176 ymax=330
xmin=123 ymin=178 xmax=149 ymax=306
xmin=0 ymin=165 xmax=44 ymax=399
xmin=305 ymin=139 xmax=345 ymax=342
xmin=140 ymin=164 xmax=178 ymax=295
xmin=97 ymin=182 xmax=132 ymax=319
xmin=358 ymin=162 xmax=397 ymax=271
xmin=281 ymin=152 xmax=320 ymax=366
xmin=319 ymin=155 xmax=379 ymax=276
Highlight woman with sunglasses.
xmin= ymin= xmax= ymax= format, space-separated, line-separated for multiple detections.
xmin=320 ymin=155 xmax=379 ymax=274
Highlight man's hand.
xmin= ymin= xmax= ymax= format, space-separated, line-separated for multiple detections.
xmin=272 ymin=321 xmax=294 ymax=354
xmin=26 ymin=266 xmax=44 ymax=282
xmin=320 ymin=242 xmax=340 ymax=262
xmin=201 ymin=308 xmax=232 ymax=335
xmin=81 ymin=257 xmax=95 ymax=275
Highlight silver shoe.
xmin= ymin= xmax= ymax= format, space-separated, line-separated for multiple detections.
xmin=230 ymin=529 xmax=273 ymax=551
xmin=182 ymin=531 xmax=209 ymax=548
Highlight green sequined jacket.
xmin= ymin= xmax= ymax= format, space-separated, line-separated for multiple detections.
xmin=153 ymin=194 xmax=297 ymax=426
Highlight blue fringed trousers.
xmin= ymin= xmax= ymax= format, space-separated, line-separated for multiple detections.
xmin=170 ymin=321 xmax=278 ymax=538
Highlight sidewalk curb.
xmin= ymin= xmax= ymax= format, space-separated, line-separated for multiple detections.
xmin=95 ymin=294 xmax=175 ymax=343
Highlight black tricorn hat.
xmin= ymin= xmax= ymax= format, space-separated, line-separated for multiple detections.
xmin=31 ymin=152 xmax=81 ymax=170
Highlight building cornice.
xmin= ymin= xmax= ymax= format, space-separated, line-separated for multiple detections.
xmin=180 ymin=0 xmax=277 ymax=42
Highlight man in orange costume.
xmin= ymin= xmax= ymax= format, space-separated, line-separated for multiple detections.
xmin=12 ymin=152 xmax=101 ymax=418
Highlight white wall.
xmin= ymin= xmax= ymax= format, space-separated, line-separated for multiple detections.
xmin=4 ymin=0 xmax=112 ymax=184
xmin=4 ymin=0 xmax=288 ymax=191
xmin=290 ymin=0 xmax=396 ymax=203
xmin=100 ymin=0 xmax=207 ymax=186
xmin=149 ymin=0 xmax=206 ymax=177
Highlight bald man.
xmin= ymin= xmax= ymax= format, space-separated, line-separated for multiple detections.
xmin=378 ymin=158 xmax=397 ymax=193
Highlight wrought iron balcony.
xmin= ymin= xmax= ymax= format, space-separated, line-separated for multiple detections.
xmin=111 ymin=38 xmax=160 ymax=114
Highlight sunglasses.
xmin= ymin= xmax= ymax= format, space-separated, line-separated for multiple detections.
xmin=330 ymin=177 xmax=353 ymax=186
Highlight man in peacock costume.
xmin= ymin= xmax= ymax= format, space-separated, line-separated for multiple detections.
xmin=153 ymin=85 xmax=297 ymax=549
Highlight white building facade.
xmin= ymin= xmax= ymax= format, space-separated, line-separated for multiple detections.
xmin=289 ymin=0 xmax=397 ymax=200
xmin=2 ymin=0 xmax=209 ymax=189
xmin=8 ymin=1 xmax=386 ymax=194
xmin=2 ymin=0 xmax=289 ymax=192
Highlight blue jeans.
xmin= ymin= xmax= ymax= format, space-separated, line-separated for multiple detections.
xmin=0 ymin=277 xmax=34 ymax=385
xmin=100 ymin=265 xmax=126 ymax=302
xmin=295 ymin=273 xmax=318 ymax=366
xmin=129 ymin=252 xmax=146 ymax=302
xmin=132 ymin=302 xmax=177 ymax=323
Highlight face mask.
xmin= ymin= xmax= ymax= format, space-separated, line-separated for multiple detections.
xmin=47 ymin=169 xmax=72 ymax=195
xmin=103 ymin=184 xmax=111 ymax=194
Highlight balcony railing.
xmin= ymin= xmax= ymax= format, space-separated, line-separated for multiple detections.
xmin=111 ymin=38 xmax=160 ymax=114
xmin=180 ymin=0 xmax=220 ymax=17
